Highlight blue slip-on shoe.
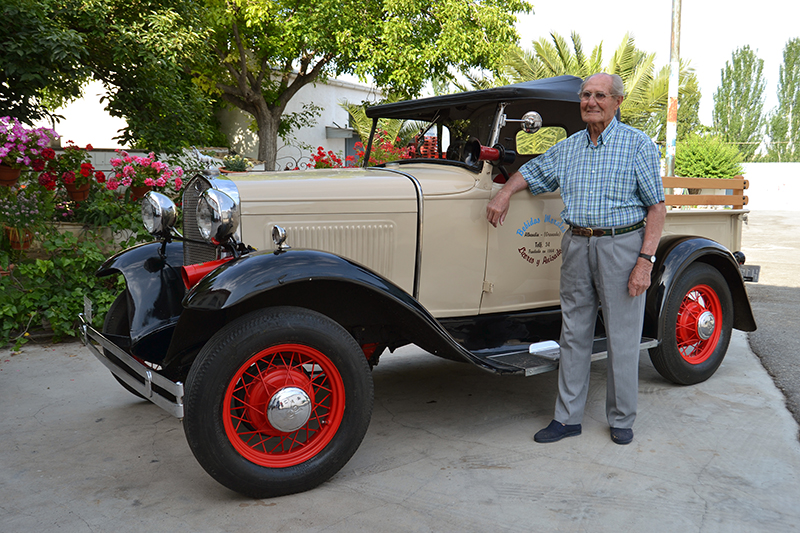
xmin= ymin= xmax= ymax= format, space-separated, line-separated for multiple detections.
xmin=610 ymin=427 xmax=633 ymax=445
xmin=534 ymin=419 xmax=582 ymax=443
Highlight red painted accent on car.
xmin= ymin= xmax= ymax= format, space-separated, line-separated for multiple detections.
xmin=181 ymin=257 xmax=234 ymax=289
xmin=222 ymin=343 xmax=346 ymax=468
xmin=675 ymin=283 xmax=722 ymax=365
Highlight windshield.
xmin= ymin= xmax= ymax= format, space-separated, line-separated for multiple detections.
xmin=365 ymin=103 xmax=498 ymax=169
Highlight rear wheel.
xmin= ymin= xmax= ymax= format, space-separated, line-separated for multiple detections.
xmin=184 ymin=307 xmax=373 ymax=498
xmin=649 ymin=263 xmax=733 ymax=385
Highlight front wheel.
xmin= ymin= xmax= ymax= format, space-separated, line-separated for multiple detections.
xmin=649 ymin=263 xmax=733 ymax=385
xmin=103 ymin=292 xmax=146 ymax=399
xmin=183 ymin=307 xmax=373 ymax=498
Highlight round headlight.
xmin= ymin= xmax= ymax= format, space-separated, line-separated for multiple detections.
xmin=141 ymin=192 xmax=178 ymax=236
xmin=197 ymin=188 xmax=239 ymax=243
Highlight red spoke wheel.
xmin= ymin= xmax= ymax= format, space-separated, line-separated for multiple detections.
xmin=223 ymin=344 xmax=345 ymax=468
xmin=184 ymin=307 xmax=373 ymax=498
xmin=649 ymin=263 xmax=733 ymax=385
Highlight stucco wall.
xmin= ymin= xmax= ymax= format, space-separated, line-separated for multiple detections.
xmin=742 ymin=162 xmax=800 ymax=212
xmin=36 ymin=77 xmax=380 ymax=171
xmin=217 ymin=78 xmax=381 ymax=170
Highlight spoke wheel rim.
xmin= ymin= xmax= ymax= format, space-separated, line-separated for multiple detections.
xmin=675 ymin=284 xmax=722 ymax=365
xmin=223 ymin=343 xmax=345 ymax=467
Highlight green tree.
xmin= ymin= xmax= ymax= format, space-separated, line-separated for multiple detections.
xmin=194 ymin=0 xmax=532 ymax=169
xmin=712 ymin=45 xmax=766 ymax=161
xmin=765 ymin=39 xmax=800 ymax=161
xmin=495 ymin=33 xmax=702 ymax=141
xmin=0 ymin=0 xmax=90 ymax=124
xmin=675 ymin=133 xmax=744 ymax=181
xmin=65 ymin=0 xmax=222 ymax=153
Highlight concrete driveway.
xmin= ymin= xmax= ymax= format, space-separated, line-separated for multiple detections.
xmin=2 ymin=326 xmax=799 ymax=531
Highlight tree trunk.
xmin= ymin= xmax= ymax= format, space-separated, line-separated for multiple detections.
xmin=252 ymin=103 xmax=282 ymax=170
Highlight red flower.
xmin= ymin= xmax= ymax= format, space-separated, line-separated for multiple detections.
xmin=80 ymin=162 xmax=93 ymax=177
xmin=85 ymin=144 xmax=93 ymax=151
xmin=94 ymin=170 xmax=106 ymax=183
xmin=31 ymin=158 xmax=45 ymax=172
xmin=62 ymin=170 xmax=76 ymax=184
xmin=38 ymin=172 xmax=57 ymax=190
xmin=42 ymin=147 xmax=55 ymax=160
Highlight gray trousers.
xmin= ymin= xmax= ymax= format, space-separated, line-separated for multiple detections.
xmin=554 ymin=227 xmax=646 ymax=429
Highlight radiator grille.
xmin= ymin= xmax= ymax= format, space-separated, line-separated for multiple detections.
xmin=183 ymin=176 xmax=218 ymax=265
xmin=283 ymin=223 xmax=395 ymax=277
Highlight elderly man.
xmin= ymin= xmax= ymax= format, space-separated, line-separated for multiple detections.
xmin=486 ymin=73 xmax=666 ymax=445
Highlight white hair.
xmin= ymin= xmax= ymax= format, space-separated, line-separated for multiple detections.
xmin=580 ymin=73 xmax=625 ymax=97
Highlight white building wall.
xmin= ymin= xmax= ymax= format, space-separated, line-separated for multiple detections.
xmin=217 ymin=77 xmax=381 ymax=170
xmin=36 ymin=77 xmax=381 ymax=171
xmin=742 ymin=162 xmax=800 ymax=212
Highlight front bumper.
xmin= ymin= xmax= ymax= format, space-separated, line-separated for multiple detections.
xmin=78 ymin=314 xmax=184 ymax=418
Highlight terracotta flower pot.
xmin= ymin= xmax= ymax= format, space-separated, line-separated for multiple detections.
xmin=130 ymin=185 xmax=152 ymax=200
xmin=4 ymin=226 xmax=34 ymax=250
xmin=0 ymin=164 xmax=21 ymax=188
xmin=65 ymin=181 xmax=91 ymax=201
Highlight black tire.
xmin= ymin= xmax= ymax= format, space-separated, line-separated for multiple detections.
xmin=649 ymin=263 xmax=733 ymax=385
xmin=183 ymin=306 xmax=374 ymax=498
xmin=103 ymin=293 xmax=146 ymax=399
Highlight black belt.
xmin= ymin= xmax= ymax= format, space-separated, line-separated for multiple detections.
xmin=569 ymin=220 xmax=644 ymax=237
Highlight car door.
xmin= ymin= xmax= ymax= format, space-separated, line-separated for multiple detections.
xmin=480 ymin=184 xmax=566 ymax=314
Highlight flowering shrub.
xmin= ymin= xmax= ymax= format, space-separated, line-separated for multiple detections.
xmin=106 ymin=149 xmax=184 ymax=192
xmin=310 ymin=130 xmax=413 ymax=169
xmin=0 ymin=183 xmax=55 ymax=235
xmin=311 ymin=146 xmax=356 ymax=169
xmin=222 ymin=154 xmax=253 ymax=172
xmin=37 ymin=141 xmax=99 ymax=190
xmin=0 ymin=116 xmax=58 ymax=169
xmin=355 ymin=130 xmax=414 ymax=166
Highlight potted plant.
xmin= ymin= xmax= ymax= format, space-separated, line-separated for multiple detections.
xmin=221 ymin=154 xmax=253 ymax=173
xmin=0 ymin=116 xmax=58 ymax=187
xmin=0 ymin=183 xmax=55 ymax=251
xmin=106 ymin=150 xmax=185 ymax=199
xmin=37 ymin=141 xmax=100 ymax=201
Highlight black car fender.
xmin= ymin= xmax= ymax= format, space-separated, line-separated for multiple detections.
xmin=96 ymin=241 xmax=185 ymax=360
xmin=643 ymin=235 xmax=757 ymax=341
xmin=162 ymin=248 xmax=480 ymax=372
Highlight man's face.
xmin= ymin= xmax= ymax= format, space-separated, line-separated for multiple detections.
xmin=580 ymin=75 xmax=623 ymax=127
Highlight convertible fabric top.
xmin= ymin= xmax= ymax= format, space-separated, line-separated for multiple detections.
xmin=366 ymin=75 xmax=583 ymax=120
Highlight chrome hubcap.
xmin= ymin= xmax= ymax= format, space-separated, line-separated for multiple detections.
xmin=696 ymin=310 xmax=716 ymax=340
xmin=267 ymin=387 xmax=311 ymax=432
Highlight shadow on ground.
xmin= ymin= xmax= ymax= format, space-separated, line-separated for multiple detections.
xmin=747 ymin=283 xmax=800 ymax=427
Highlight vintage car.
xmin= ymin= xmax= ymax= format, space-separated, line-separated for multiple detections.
xmin=79 ymin=75 xmax=757 ymax=498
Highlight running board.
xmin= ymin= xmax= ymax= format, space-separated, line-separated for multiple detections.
xmin=484 ymin=337 xmax=658 ymax=377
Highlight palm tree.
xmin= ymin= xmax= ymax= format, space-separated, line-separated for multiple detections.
xmin=499 ymin=32 xmax=701 ymax=140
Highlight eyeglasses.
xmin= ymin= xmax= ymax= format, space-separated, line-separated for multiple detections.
xmin=579 ymin=91 xmax=617 ymax=102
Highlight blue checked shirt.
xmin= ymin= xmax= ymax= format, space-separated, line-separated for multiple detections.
xmin=519 ymin=118 xmax=664 ymax=228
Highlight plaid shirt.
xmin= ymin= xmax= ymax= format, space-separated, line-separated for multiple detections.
xmin=519 ymin=118 xmax=664 ymax=228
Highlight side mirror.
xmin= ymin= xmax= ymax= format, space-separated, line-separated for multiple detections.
xmin=520 ymin=111 xmax=543 ymax=134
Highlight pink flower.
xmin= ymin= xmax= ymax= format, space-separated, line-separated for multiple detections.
xmin=122 ymin=165 xmax=134 ymax=177
xmin=106 ymin=179 xmax=120 ymax=191
xmin=144 ymin=177 xmax=155 ymax=187
xmin=121 ymin=177 xmax=132 ymax=187
xmin=155 ymin=177 xmax=167 ymax=187
xmin=174 ymin=177 xmax=183 ymax=190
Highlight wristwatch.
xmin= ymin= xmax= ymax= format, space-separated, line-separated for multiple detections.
xmin=638 ymin=252 xmax=656 ymax=263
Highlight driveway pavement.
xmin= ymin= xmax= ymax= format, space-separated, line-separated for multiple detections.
xmin=741 ymin=210 xmax=800 ymax=425
xmin=1 ymin=327 xmax=799 ymax=531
